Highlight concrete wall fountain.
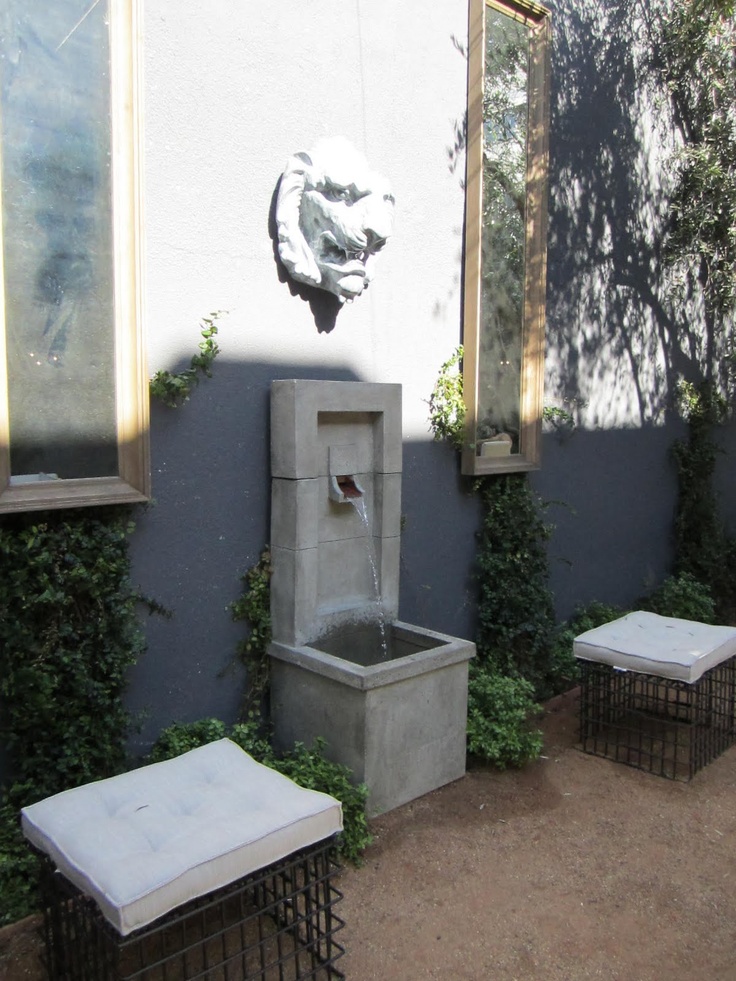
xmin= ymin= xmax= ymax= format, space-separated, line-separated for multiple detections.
xmin=268 ymin=379 xmax=475 ymax=816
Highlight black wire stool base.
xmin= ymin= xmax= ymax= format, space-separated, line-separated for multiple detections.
xmin=39 ymin=836 xmax=345 ymax=981
xmin=578 ymin=657 xmax=736 ymax=780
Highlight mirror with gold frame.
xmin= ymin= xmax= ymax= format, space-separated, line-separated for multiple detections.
xmin=461 ymin=0 xmax=551 ymax=475
xmin=0 ymin=0 xmax=149 ymax=513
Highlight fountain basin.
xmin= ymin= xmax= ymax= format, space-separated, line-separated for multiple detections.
xmin=269 ymin=621 xmax=475 ymax=816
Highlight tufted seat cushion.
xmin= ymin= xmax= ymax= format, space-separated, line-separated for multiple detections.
xmin=21 ymin=738 xmax=343 ymax=936
xmin=574 ymin=611 xmax=736 ymax=684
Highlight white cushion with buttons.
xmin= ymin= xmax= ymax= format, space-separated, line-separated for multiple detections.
xmin=574 ymin=611 xmax=736 ymax=684
xmin=21 ymin=738 xmax=343 ymax=936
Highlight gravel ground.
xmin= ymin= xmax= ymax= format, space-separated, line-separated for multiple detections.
xmin=3 ymin=688 xmax=736 ymax=980
xmin=337 ymin=688 xmax=736 ymax=980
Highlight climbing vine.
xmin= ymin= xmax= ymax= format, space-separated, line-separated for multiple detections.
xmin=229 ymin=549 xmax=273 ymax=716
xmin=0 ymin=507 xmax=146 ymax=924
xmin=474 ymin=475 xmax=559 ymax=697
xmin=427 ymin=353 xmax=560 ymax=765
xmin=653 ymin=0 xmax=736 ymax=617
xmin=150 ymin=311 xmax=224 ymax=407
xmin=671 ymin=381 xmax=736 ymax=619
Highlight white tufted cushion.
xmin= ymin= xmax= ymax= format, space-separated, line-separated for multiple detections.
xmin=574 ymin=611 xmax=736 ymax=683
xmin=21 ymin=739 xmax=343 ymax=936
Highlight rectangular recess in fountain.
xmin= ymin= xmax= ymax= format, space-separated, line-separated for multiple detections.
xmin=269 ymin=379 xmax=402 ymax=648
xmin=268 ymin=380 xmax=475 ymax=816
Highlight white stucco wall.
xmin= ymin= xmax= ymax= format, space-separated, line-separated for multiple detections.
xmin=143 ymin=0 xmax=469 ymax=441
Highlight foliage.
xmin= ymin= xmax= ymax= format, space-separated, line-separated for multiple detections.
xmin=0 ymin=508 xmax=143 ymax=796
xmin=549 ymin=601 xmax=626 ymax=691
xmin=148 ymin=719 xmax=372 ymax=865
xmin=542 ymin=404 xmax=577 ymax=441
xmin=466 ymin=664 xmax=543 ymax=768
xmin=146 ymin=719 xmax=228 ymax=764
xmin=657 ymin=0 xmax=736 ymax=355
xmin=0 ymin=507 xmax=144 ymax=925
xmin=561 ymin=601 xmax=624 ymax=640
xmin=427 ymin=347 xmax=466 ymax=451
xmin=639 ymin=572 xmax=716 ymax=624
xmin=273 ymin=739 xmax=372 ymax=865
xmin=150 ymin=311 xmax=224 ymax=407
xmin=671 ymin=381 xmax=736 ymax=618
xmin=0 ymin=796 xmax=41 ymax=929
xmin=229 ymin=549 xmax=273 ymax=716
xmin=548 ymin=577 xmax=720 ymax=700
xmin=229 ymin=716 xmax=276 ymax=765
xmin=654 ymin=2 xmax=736 ymax=620
xmin=428 ymin=355 xmax=564 ymax=700
xmin=474 ymin=475 xmax=558 ymax=698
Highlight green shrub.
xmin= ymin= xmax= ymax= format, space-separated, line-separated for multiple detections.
xmin=229 ymin=550 xmax=273 ymax=717
xmin=672 ymin=382 xmax=736 ymax=620
xmin=0 ymin=508 xmax=143 ymax=797
xmin=547 ymin=601 xmax=626 ymax=692
xmin=274 ymin=739 xmax=372 ymax=864
xmin=474 ymin=475 xmax=557 ymax=698
xmin=640 ymin=572 xmax=717 ymax=623
xmin=229 ymin=716 xmax=277 ymax=764
xmin=466 ymin=665 xmax=543 ymax=768
xmin=0 ymin=508 xmax=145 ymax=926
xmin=146 ymin=719 xmax=229 ymax=763
xmin=148 ymin=719 xmax=372 ymax=865
xmin=0 ymin=794 xmax=42 ymax=927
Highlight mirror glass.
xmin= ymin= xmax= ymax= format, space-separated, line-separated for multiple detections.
xmin=462 ymin=0 xmax=550 ymax=475
xmin=0 ymin=0 xmax=150 ymax=513
xmin=1 ymin=0 xmax=118 ymax=480
xmin=478 ymin=7 xmax=528 ymax=457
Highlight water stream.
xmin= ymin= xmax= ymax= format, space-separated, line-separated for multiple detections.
xmin=349 ymin=495 xmax=388 ymax=658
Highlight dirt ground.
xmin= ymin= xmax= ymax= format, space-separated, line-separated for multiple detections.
xmin=3 ymin=687 xmax=736 ymax=980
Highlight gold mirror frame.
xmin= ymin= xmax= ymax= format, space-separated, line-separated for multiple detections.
xmin=461 ymin=0 xmax=551 ymax=475
xmin=0 ymin=0 xmax=149 ymax=513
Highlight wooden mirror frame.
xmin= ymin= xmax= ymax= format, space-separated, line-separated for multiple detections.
xmin=461 ymin=0 xmax=551 ymax=475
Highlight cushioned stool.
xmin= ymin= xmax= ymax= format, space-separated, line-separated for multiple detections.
xmin=575 ymin=611 xmax=736 ymax=780
xmin=21 ymin=739 xmax=345 ymax=980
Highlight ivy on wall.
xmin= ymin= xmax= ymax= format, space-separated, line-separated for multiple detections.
xmin=672 ymin=381 xmax=736 ymax=619
xmin=0 ymin=508 xmax=144 ymax=796
xmin=149 ymin=311 xmax=224 ymax=407
xmin=474 ymin=475 xmax=557 ymax=692
xmin=0 ymin=506 xmax=145 ymax=924
xmin=229 ymin=549 xmax=273 ymax=717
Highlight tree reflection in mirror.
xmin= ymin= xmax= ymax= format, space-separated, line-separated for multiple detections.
xmin=462 ymin=0 xmax=550 ymax=475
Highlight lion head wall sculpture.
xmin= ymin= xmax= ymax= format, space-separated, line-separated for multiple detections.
xmin=276 ymin=137 xmax=395 ymax=304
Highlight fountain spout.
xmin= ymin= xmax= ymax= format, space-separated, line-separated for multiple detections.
xmin=328 ymin=474 xmax=365 ymax=503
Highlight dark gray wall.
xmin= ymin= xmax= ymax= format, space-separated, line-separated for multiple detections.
xmin=123 ymin=0 xmax=736 ymax=755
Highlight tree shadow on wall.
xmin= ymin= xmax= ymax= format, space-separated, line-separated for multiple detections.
xmin=546 ymin=0 xmax=707 ymax=427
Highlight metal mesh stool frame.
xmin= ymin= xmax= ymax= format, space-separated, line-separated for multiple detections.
xmin=38 ymin=836 xmax=345 ymax=981
xmin=578 ymin=656 xmax=736 ymax=780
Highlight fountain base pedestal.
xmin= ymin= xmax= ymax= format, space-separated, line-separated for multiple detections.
xmin=269 ymin=622 xmax=474 ymax=817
